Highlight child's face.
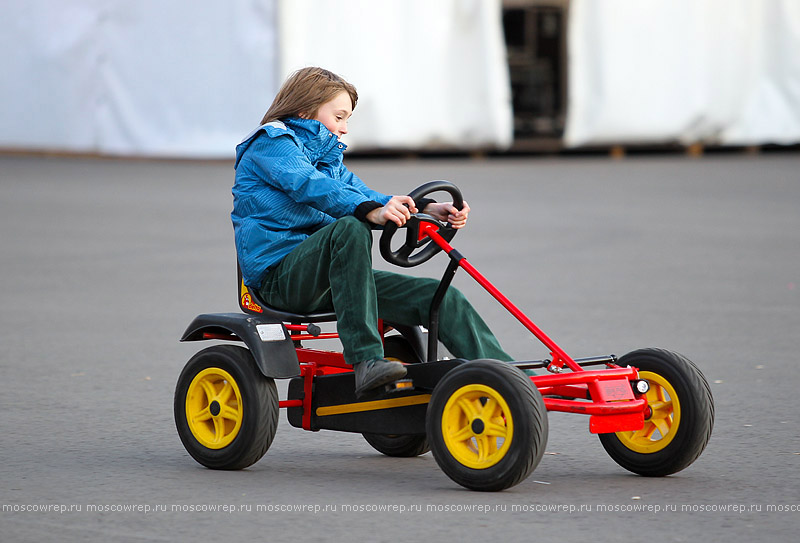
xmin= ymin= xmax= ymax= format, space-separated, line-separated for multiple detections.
xmin=313 ymin=91 xmax=352 ymax=138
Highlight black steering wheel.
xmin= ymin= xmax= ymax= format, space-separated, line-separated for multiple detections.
xmin=379 ymin=180 xmax=464 ymax=268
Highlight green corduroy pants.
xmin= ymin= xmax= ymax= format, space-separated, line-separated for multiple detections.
xmin=258 ymin=216 xmax=512 ymax=365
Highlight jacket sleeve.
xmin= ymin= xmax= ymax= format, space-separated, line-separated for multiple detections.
xmin=339 ymin=164 xmax=392 ymax=206
xmin=244 ymin=134 xmax=375 ymax=218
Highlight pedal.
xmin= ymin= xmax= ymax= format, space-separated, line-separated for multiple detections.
xmin=385 ymin=379 xmax=415 ymax=393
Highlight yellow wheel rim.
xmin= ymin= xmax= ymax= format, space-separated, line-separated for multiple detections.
xmin=186 ymin=368 xmax=243 ymax=449
xmin=441 ymin=384 xmax=514 ymax=469
xmin=616 ymin=371 xmax=681 ymax=453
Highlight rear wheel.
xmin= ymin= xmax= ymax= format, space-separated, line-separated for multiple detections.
xmin=426 ymin=360 xmax=548 ymax=491
xmin=362 ymin=336 xmax=429 ymax=457
xmin=599 ymin=348 xmax=714 ymax=476
xmin=362 ymin=433 xmax=430 ymax=457
xmin=174 ymin=345 xmax=278 ymax=470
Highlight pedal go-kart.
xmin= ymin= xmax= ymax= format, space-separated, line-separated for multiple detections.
xmin=175 ymin=181 xmax=714 ymax=491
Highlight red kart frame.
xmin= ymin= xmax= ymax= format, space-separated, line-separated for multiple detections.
xmin=222 ymin=216 xmax=650 ymax=436
xmin=180 ymin=180 xmax=713 ymax=488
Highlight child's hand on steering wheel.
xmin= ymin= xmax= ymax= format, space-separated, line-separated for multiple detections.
xmin=423 ymin=201 xmax=470 ymax=229
xmin=366 ymin=195 xmax=417 ymax=226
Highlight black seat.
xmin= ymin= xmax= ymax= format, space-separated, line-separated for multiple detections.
xmin=237 ymin=263 xmax=337 ymax=322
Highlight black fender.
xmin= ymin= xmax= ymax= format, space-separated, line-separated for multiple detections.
xmin=180 ymin=313 xmax=299 ymax=378
xmin=386 ymin=322 xmax=428 ymax=363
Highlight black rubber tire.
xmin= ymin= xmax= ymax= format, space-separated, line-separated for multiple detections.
xmin=362 ymin=336 xmax=429 ymax=457
xmin=599 ymin=348 xmax=714 ymax=477
xmin=174 ymin=345 xmax=278 ymax=470
xmin=426 ymin=359 xmax=548 ymax=491
xmin=363 ymin=433 xmax=430 ymax=457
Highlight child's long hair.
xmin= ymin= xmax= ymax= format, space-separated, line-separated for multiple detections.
xmin=261 ymin=67 xmax=358 ymax=124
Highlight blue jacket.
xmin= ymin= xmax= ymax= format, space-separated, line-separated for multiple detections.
xmin=232 ymin=117 xmax=391 ymax=288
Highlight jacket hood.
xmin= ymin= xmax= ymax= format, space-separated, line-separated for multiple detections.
xmin=234 ymin=118 xmax=346 ymax=169
xmin=234 ymin=120 xmax=287 ymax=168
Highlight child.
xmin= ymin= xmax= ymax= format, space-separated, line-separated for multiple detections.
xmin=232 ymin=67 xmax=512 ymax=396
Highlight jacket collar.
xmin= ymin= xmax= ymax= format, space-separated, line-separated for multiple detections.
xmin=283 ymin=117 xmax=346 ymax=164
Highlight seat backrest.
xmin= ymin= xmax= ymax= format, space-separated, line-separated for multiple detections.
xmin=237 ymin=263 xmax=337 ymax=323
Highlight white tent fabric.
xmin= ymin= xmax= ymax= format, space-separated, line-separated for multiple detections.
xmin=277 ymin=0 xmax=513 ymax=151
xmin=0 ymin=1 xmax=279 ymax=158
xmin=4 ymin=1 xmax=797 ymax=156
xmin=564 ymin=0 xmax=800 ymax=147
xmin=0 ymin=0 xmax=511 ymax=157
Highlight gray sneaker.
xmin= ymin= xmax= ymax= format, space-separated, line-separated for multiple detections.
xmin=354 ymin=358 xmax=407 ymax=397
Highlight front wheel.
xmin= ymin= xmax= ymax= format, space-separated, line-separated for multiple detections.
xmin=426 ymin=360 xmax=548 ymax=491
xmin=174 ymin=345 xmax=278 ymax=470
xmin=599 ymin=348 xmax=714 ymax=476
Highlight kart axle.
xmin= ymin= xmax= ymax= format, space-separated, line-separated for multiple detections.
xmin=510 ymin=355 xmax=619 ymax=370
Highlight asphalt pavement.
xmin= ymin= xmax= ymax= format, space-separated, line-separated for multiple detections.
xmin=1 ymin=152 xmax=798 ymax=541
